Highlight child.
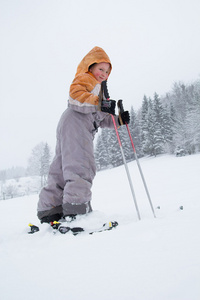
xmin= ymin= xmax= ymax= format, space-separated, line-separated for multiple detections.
xmin=37 ymin=46 xmax=130 ymax=223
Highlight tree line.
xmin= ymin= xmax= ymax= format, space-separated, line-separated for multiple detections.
xmin=0 ymin=142 xmax=52 ymax=193
xmin=1 ymin=78 xmax=200 ymax=182
xmin=95 ymin=79 xmax=200 ymax=170
xmin=0 ymin=142 xmax=52 ymax=199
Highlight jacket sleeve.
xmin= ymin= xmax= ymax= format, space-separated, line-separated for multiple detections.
xmin=99 ymin=113 xmax=120 ymax=129
xmin=69 ymin=74 xmax=100 ymax=114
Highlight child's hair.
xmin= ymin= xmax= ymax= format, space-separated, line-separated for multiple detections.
xmin=88 ymin=63 xmax=97 ymax=72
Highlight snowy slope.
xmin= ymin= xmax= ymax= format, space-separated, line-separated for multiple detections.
xmin=0 ymin=154 xmax=200 ymax=300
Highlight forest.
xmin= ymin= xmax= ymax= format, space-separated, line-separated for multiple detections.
xmin=95 ymin=79 xmax=200 ymax=170
xmin=1 ymin=79 xmax=200 ymax=186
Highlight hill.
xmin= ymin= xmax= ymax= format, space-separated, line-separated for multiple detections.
xmin=0 ymin=154 xmax=200 ymax=300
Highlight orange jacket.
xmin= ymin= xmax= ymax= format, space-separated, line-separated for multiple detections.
xmin=69 ymin=47 xmax=112 ymax=113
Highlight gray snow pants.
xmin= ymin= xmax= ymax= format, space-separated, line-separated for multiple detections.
xmin=37 ymin=108 xmax=97 ymax=220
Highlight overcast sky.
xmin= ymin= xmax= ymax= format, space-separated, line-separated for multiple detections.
xmin=1 ymin=0 xmax=200 ymax=169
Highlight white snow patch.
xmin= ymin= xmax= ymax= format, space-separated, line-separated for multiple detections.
xmin=0 ymin=154 xmax=200 ymax=300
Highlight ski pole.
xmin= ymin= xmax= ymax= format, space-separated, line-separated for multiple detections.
xmin=102 ymin=81 xmax=141 ymax=220
xmin=117 ymin=100 xmax=156 ymax=218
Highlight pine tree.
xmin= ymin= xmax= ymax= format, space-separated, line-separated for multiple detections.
xmin=184 ymin=82 xmax=200 ymax=153
xmin=40 ymin=143 xmax=51 ymax=186
xmin=129 ymin=106 xmax=142 ymax=158
xmin=118 ymin=125 xmax=131 ymax=161
xmin=141 ymin=96 xmax=149 ymax=135
xmin=94 ymin=130 xmax=110 ymax=170
xmin=27 ymin=142 xmax=45 ymax=176
xmin=108 ymin=129 xmax=122 ymax=167
xmin=141 ymin=95 xmax=150 ymax=155
xmin=162 ymin=104 xmax=174 ymax=153
xmin=153 ymin=93 xmax=165 ymax=155
xmin=27 ymin=142 xmax=51 ymax=187
xmin=144 ymin=98 xmax=155 ymax=155
xmin=101 ymin=129 xmax=112 ymax=168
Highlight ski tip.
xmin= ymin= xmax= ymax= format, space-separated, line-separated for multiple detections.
xmin=28 ymin=223 xmax=39 ymax=234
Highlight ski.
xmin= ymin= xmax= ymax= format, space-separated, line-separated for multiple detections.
xmin=28 ymin=223 xmax=40 ymax=234
xmin=28 ymin=221 xmax=118 ymax=235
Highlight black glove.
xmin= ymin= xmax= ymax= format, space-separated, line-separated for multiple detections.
xmin=119 ymin=111 xmax=130 ymax=125
xmin=101 ymin=99 xmax=116 ymax=115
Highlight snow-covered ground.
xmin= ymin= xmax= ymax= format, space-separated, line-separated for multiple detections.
xmin=0 ymin=154 xmax=200 ymax=300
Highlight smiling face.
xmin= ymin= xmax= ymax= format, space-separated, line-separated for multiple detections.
xmin=89 ymin=62 xmax=111 ymax=82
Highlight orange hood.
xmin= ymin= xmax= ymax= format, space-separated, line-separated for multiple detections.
xmin=75 ymin=46 xmax=112 ymax=77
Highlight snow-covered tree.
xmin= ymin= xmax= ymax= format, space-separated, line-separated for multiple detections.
xmin=152 ymin=93 xmax=165 ymax=155
xmin=107 ymin=129 xmax=122 ymax=167
xmin=40 ymin=143 xmax=51 ymax=186
xmin=95 ymin=78 xmax=200 ymax=168
xmin=162 ymin=80 xmax=200 ymax=154
xmin=27 ymin=142 xmax=45 ymax=176
xmin=27 ymin=142 xmax=52 ymax=187
xmin=142 ymin=98 xmax=156 ymax=156
xmin=162 ymin=104 xmax=174 ymax=153
xmin=95 ymin=129 xmax=111 ymax=170
xmin=129 ymin=107 xmax=142 ymax=158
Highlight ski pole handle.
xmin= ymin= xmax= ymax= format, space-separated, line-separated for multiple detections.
xmin=117 ymin=99 xmax=125 ymax=125
xmin=117 ymin=99 xmax=124 ymax=113
xmin=102 ymin=81 xmax=110 ymax=99
xmin=98 ymin=81 xmax=109 ymax=111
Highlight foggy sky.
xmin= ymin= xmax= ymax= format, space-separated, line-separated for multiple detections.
xmin=1 ymin=0 xmax=200 ymax=169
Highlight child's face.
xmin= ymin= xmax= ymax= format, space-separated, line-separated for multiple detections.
xmin=89 ymin=62 xmax=110 ymax=82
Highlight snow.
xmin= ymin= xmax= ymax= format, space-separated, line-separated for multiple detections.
xmin=0 ymin=154 xmax=200 ymax=300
